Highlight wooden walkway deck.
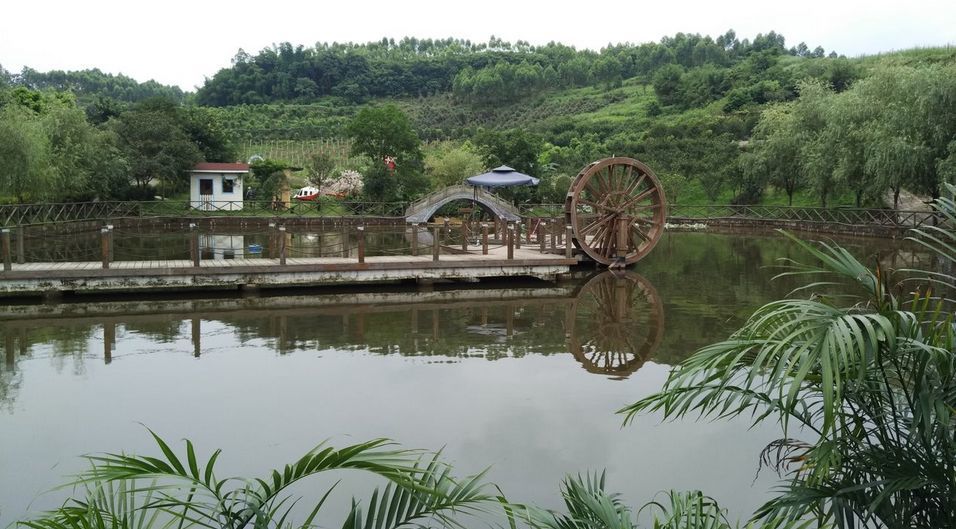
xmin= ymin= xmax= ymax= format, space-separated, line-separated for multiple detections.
xmin=0 ymin=245 xmax=579 ymax=296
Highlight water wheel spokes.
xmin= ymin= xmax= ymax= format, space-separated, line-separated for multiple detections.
xmin=565 ymin=157 xmax=667 ymax=267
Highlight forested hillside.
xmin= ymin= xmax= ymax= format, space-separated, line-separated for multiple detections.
xmin=1 ymin=31 xmax=954 ymax=207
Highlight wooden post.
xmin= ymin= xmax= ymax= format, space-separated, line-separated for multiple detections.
xmin=507 ymin=223 xmax=514 ymax=260
xmin=357 ymin=226 xmax=365 ymax=263
xmin=341 ymin=224 xmax=349 ymax=258
xmin=481 ymin=223 xmax=489 ymax=255
xmin=100 ymin=227 xmax=110 ymax=269
xmin=526 ymin=217 xmax=533 ymax=244
xmin=15 ymin=226 xmax=24 ymax=264
xmin=279 ymin=226 xmax=287 ymax=265
xmin=1 ymin=230 xmax=10 ymax=271
xmin=410 ymin=223 xmax=418 ymax=256
xmin=432 ymin=225 xmax=440 ymax=261
xmin=565 ymin=225 xmax=573 ymax=258
xmin=550 ymin=222 xmax=556 ymax=249
xmin=461 ymin=222 xmax=468 ymax=252
xmin=190 ymin=224 xmax=200 ymax=267
xmin=515 ymin=222 xmax=521 ymax=249
xmin=106 ymin=224 xmax=114 ymax=263
xmin=539 ymin=222 xmax=547 ymax=252
xmin=616 ymin=217 xmax=629 ymax=258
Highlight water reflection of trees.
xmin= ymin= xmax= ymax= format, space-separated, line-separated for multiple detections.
xmin=0 ymin=273 xmax=670 ymax=407
xmin=4 ymin=232 xmax=925 ymax=408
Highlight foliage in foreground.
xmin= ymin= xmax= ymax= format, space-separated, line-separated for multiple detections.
xmin=622 ymin=184 xmax=956 ymax=527
xmin=21 ymin=433 xmax=498 ymax=529
xmin=19 ymin=433 xmax=809 ymax=529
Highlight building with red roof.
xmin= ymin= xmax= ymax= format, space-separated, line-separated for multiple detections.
xmin=189 ymin=162 xmax=250 ymax=211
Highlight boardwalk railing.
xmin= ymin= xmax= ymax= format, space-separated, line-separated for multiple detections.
xmin=1 ymin=219 xmax=573 ymax=270
xmin=667 ymin=204 xmax=941 ymax=228
xmin=0 ymin=200 xmax=409 ymax=226
xmin=0 ymin=200 xmax=944 ymax=230
xmin=521 ymin=204 xmax=943 ymax=229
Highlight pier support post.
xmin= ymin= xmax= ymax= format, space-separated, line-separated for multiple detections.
xmin=100 ymin=228 xmax=110 ymax=269
xmin=268 ymin=222 xmax=276 ymax=259
xmin=410 ymin=223 xmax=418 ymax=256
xmin=461 ymin=222 xmax=468 ymax=252
xmin=189 ymin=224 xmax=200 ymax=267
xmin=16 ymin=226 xmax=24 ymax=264
xmin=526 ymin=217 xmax=532 ymax=244
xmin=357 ymin=226 xmax=365 ymax=263
xmin=539 ymin=222 xmax=547 ymax=252
xmin=279 ymin=226 xmax=287 ymax=265
xmin=341 ymin=224 xmax=349 ymax=258
xmin=432 ymin=225 xmax=440 ymax=262
xmin=481 ymin=223 xmax=489 ymax=255
xmin=566 ymin=225 xmax=573 ymax=258
xmin=106 ymin=224 xmax=114 ymax=263
xmin=515 ymin=223 xmax=521 ymax=249
xmin=1 ymin=229 xmax=11 ymax=271
xmin=507 ymin=223 xmax=514 ymax=260
xmin=550 ymin=223 xmax=556 ymax=249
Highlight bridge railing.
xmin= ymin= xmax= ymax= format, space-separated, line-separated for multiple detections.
xmin=405 ymin=185 xmax=520 ymax=217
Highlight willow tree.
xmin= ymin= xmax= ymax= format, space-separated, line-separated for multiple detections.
xmin=0 ymin=107 xmax=50 ymax=203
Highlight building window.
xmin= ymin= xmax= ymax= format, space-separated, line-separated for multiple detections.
xmin=222 ymin=178 xmax=235 ymax=194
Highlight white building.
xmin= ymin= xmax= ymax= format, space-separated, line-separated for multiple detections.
xmin=189 ymin=163 xmax=249 ymax=211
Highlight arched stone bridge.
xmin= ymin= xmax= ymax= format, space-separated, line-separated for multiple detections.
xmin=405 ymin=184 xmax=521 ymax=223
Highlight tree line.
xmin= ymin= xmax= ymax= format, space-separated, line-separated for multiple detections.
xmin=741 ymin=65 xmax=956 ymax=206
xmin=1 ymin=65 xmax=185 ymax=104
xmin=194 ymin=31 xmax=838 ymax=106
xmin=0 ymin=86 xmax=233 ymax=203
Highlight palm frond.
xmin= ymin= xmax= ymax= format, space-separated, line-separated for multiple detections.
xmin=22 ymin=432 xmax=500 ymax=529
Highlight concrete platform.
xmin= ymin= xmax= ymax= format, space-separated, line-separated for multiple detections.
xmin=0 ymin=245 xmax=579 ymax=297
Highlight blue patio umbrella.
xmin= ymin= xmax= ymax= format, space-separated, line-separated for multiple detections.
xmin=466 ymin=166 xmax=540 ymax=187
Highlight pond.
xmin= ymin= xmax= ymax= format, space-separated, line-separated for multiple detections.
xmin=0 ymin=230 xmax=919 ymax=526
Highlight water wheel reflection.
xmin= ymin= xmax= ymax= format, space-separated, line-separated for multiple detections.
xmin=567 ymin=271 xmax=664 ymax=379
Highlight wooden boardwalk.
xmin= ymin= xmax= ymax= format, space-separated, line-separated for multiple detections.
xmin=0 ymin=245 xmax=579 ymax=297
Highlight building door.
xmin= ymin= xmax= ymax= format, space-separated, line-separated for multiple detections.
xmin=199 ymin=179 xmax=214 ymax=211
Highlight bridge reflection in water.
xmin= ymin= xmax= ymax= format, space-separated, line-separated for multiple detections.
xmin=0 ymin=272 xmax=665 ymax=392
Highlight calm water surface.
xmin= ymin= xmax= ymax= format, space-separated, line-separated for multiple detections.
xmin=0 ymin=231 xmax=918 ymax=526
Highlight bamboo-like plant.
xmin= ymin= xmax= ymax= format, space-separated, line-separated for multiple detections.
xmin=621 ymin=184 xmax=956 ymax=528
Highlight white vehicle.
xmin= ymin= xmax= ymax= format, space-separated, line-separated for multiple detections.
xmin=293 ymin=186 xmax=321 ymax=201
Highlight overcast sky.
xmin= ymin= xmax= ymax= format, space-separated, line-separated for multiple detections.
xmin=2 ymin=0 xmax=954 ymax=90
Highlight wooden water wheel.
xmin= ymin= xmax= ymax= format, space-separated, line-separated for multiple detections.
xmin=565 ymin=157 xmax=667 ymax=267
xmin=566 ymin=271 xmax=665 ymax=379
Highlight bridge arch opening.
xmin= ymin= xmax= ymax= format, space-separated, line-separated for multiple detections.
xmin=405 ymin=184 xmax=521 ymax=224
